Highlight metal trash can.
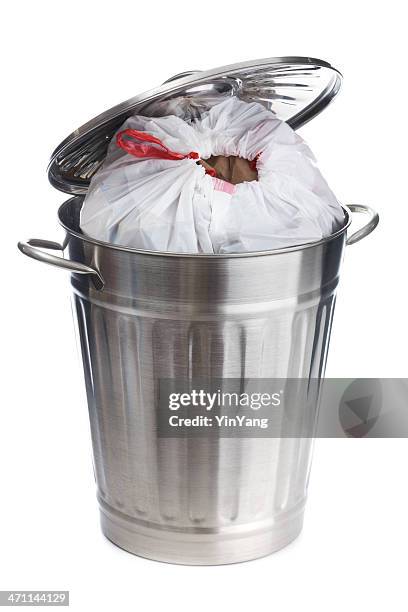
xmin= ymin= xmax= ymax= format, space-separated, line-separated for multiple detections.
xmin=18 ymin=57 xmax=379 ymax=565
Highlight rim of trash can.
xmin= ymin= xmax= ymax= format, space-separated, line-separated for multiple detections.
xmin=58 ymin=197 xmax=351 ymax=259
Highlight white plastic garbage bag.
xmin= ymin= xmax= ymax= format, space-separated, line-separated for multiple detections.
xmin=80 ymin=97 xmax=344 ymax=253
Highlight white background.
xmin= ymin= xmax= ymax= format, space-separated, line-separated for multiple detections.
xmin=2 ymin=1 xmax=407 ymax=610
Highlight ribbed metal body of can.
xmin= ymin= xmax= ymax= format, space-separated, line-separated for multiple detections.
xmin=68 ymin=197 xmax=345 ymax=563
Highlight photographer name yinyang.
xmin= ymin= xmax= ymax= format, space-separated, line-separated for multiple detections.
xmin=169 ymin=415 xmax=269 ymax=430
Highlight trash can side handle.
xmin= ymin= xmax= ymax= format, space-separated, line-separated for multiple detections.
xmin=17 ymin=239 xmax=104 ymax=290
xmin=346 ymin=204 xmax=379 ymax=246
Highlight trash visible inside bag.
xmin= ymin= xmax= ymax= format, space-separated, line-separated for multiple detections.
xmin=200 ymin=156 xmax=258 ymax=184
xmin=80 ymin=96 xmax=344 ymax=253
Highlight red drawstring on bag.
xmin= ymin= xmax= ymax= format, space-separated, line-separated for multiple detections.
xmin=116 ymin=129 xmax=217 ymax=177
xmin=116 ymin=130 xmax=194 ymax=160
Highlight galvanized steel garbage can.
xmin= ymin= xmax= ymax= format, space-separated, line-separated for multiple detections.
xmin=18 ymin=57 xmax=379 ymax=564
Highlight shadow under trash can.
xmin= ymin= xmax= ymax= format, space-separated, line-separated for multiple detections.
xmin=18 ymin=57 xmax=379 ymax=564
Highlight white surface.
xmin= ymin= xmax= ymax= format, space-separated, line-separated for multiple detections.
xmin=2 ymin=1 xmax=407 ymax=610
xmin=80 ymin=97 xmax=343 ymax=252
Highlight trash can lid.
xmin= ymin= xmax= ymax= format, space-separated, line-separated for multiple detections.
xmin=48 ymin=56 xmax=342 ymax=195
